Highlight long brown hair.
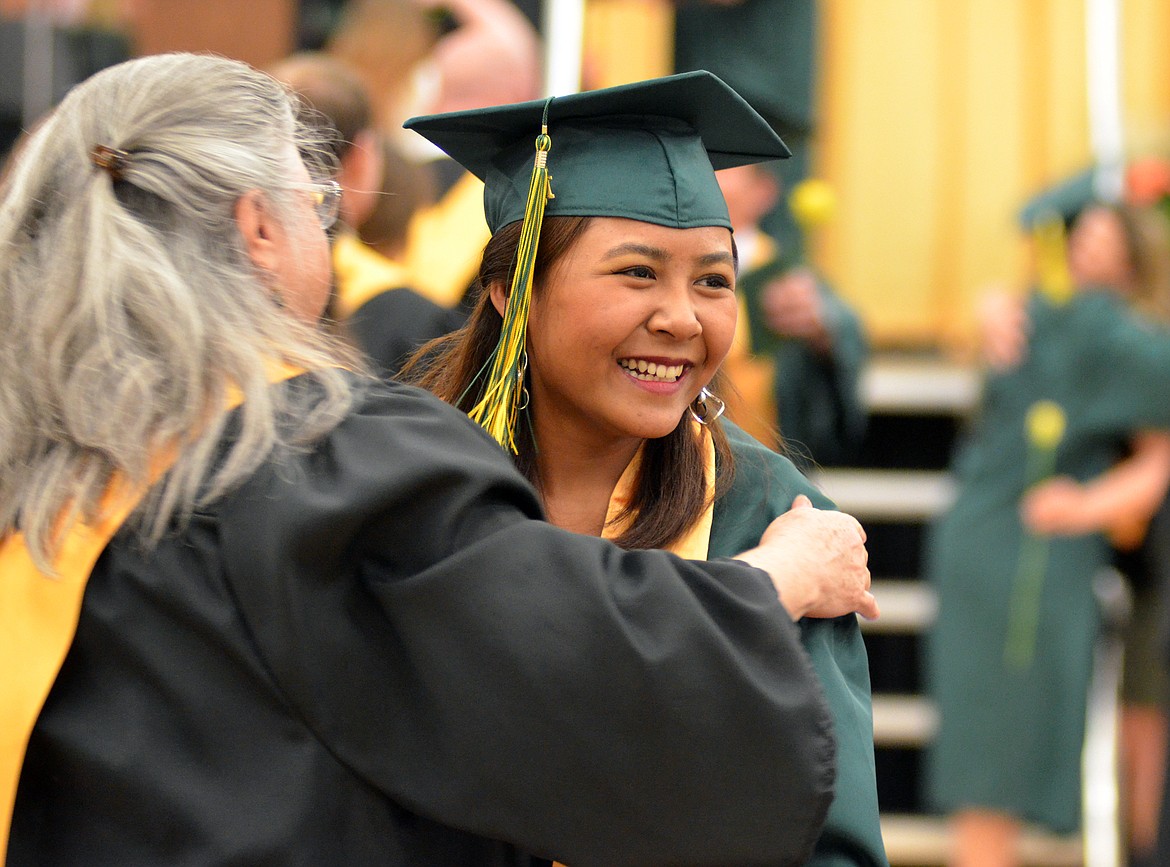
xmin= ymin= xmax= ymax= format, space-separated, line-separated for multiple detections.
xmin=402 ymin=215 xmax=736 ymax=550
xmin=1111 ymin=203 xmax=1170 ymax=324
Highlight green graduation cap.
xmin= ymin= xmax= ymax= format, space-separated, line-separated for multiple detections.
xmin=1018 ymin=168 xmax=1099 ymax=230
xmin=405 ymin=70 xmax=790 ymax=233
xmin=403 ymin=71 xmax=789 ymax=451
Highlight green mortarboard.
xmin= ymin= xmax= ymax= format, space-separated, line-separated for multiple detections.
xmin=402 ymin=71 xmax=788 ymax=452
xmin=404 ymin=70 xmax=790 ymax=233
xmin=1018 ymin=168 xmax=1098 ymax=230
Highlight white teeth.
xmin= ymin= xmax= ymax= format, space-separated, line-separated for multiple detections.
xmin=618 ymin=359 xmax=685 ymax=382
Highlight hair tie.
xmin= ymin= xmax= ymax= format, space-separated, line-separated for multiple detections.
xmin=90 ymin=144 xmax=130 ymax=181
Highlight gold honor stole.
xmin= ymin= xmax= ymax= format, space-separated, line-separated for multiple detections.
xmin=331 ymin=232 xmax=414 ymax=321
xmin=0 ymin=365 xmax=304 ymax=862
xmin=602 ymin=423 xmax=716 ymax=564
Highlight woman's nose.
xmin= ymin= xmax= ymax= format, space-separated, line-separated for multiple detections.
xmin=647 ymin=284 xmax=702 ymax=340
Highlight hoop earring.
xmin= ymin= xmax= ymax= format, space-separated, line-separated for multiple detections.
xmin=515 ymin=351 xmax=530 ymax=410
xmin=689 ymin=386 xmax=726 ymax=426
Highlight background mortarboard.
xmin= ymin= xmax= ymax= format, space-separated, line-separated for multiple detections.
xmin=1018 ymin=168 xmax=1098 ymax=230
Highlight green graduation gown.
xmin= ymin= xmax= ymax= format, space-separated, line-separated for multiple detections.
xmin=713 ymin=423 xmax=887 ymax=866
xmin=10 ymin=375 xmax=837 ymax=867
xmin=925 ymin=289 xmax=1170 ymax=832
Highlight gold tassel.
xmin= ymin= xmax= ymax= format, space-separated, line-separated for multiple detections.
xmin=468 ymin=102 xmax=555 ymax=452
xmin=1033 ymin=212 xmax=1073 ymax=305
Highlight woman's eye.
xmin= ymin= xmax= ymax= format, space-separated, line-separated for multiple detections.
xmin=619 ymin=265 xmax=655 ymax=280
xmin=698 ymin=274 xmax=733 ymax=290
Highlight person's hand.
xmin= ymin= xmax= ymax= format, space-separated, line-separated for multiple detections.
xmin=736 ymin=495 xmax=878 ymax=621
xmin=411 ymin=0 xmax=541 ymax=113
xmin=760 ymin=268 xmax=831 ymax=353
xmin=977 ymin=288 xmax=1029 ymax=370
xmin=1020 ymin=477 xmax=1093 ymax=535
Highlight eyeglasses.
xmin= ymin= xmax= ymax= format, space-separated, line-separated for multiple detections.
xmin=291 ymin=180 xmax=342 ymax=230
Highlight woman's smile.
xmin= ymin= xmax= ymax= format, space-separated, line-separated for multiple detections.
xmin=616 ymin=357 xmax=689 ymax=384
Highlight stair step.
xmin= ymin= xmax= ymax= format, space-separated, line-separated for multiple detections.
xmin=881 ymin=813 xmax=1082 ymax=867
xmin=872 ymin=694 xmax=937 ymax=747
xmin=813 ymin=469 xmax=956 ymax=521
xmin=862 ymin=356 xmax=980 ymax=415
xmin=861 ymin=580 xmax=937 ymax=633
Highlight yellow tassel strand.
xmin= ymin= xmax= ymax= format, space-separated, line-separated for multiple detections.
xmin=1033 ymin=212 xmax=1073 ymax=306
xmin=468 ymin=105 xmax=555 ymax=452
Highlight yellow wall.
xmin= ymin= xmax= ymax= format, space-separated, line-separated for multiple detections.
xmin=817 ymin=0 xmax=1093 ymax=348
xmin=583 ymin=0 xmax=674 ymax=88
xmin=584 ymin=0 xmax=1170 ymax=351
xmin=1124 ymin=0 xmax=1170 ymax=156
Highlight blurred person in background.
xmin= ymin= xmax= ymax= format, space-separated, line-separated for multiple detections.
xmin=717 ymin=162 xmax=868 ymax=468
xmin=926 ymin=196 xmax=1170 ymax=867
xmin=271 ymin=50 xmax=463 ymax=377
xmin=326 ymin=0 xmax=541 ymax=313
xmin=673 ymin=0 xmax=817 ymax=262
xmin=980 ymin=170 xmax=1170 ymax=866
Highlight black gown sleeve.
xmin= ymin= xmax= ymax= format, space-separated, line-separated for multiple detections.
xmin=218 ymin=381 xmax=835 ymax=867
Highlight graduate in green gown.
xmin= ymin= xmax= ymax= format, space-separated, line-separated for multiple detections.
xmin=5 ymin=54 xmax=880 ymax=866
xmin=716 ymin=162 xmax=868 ymax=467
xmin=403 ymin=71 xmax=887 ymax=866
xmin=926 ymin=199 xmax=1170 ymax=864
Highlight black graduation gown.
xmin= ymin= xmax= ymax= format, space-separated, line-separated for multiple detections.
xmin=10 ymin=376 xmax=834 ymax=867
xmin=345 ymin=285 xmax=465 ymax=379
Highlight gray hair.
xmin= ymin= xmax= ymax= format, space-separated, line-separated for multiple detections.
xmin=0 ymin=52 xmax=360 ymax=571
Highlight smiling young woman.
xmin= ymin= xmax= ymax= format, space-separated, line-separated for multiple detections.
xmin=402 ymin=72 xmax=886 ymax=866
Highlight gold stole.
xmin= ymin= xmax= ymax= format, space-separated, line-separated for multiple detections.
xmin=600 ymin=426 xmax=715 ymax=559
xmin=331 ymin=232 xmax=415 ymax=321
xmin=0 ymin=365 xmax=304 ymax=861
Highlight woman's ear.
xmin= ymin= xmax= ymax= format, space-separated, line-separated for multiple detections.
xmin=235 ymin=190 xmax=282 ymax=276
xmin=487 ymin=279 xmax=509 ymax=317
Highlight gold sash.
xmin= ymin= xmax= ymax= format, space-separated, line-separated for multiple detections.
xmin=331 ymin=232 xmax=414 ymax=320
xmin=601 ymin=423 xmax=715 ymax=565
xmin=0 ymin=364 xmax=304 ymax=862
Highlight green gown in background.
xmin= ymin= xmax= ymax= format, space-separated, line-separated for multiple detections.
xmin=736 ymin=254 xmax=869 ymax=469
xmin=925 ymin=289 xmax=1170 ymax=831
xmin=713 ymin=422 xmax=888 ymax=867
